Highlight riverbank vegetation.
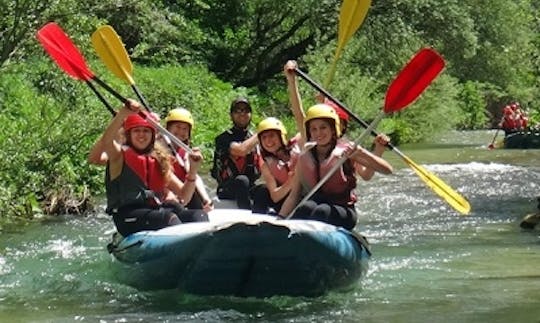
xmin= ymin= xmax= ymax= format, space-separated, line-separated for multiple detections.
xmin=1 ymin=0 xmax=539 ymax=226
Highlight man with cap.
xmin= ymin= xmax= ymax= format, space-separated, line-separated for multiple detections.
xmin=211 ymin=97 xmax=261 ymax=209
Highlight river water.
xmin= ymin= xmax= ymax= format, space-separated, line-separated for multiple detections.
xmin=1 ymin=130 xmax=539 ymax=322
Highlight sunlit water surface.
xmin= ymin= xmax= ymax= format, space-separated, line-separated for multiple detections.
xmin=1 ymin=130 xmax=539 ymax=322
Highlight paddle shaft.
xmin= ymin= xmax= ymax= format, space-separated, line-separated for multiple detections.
xmin=488 ymin=116 xmax=505 ymax=149
xmin=86 ymin=81 xmax=116 ymax=116
xmin=50 ymin=45 xmax=191 ymax=152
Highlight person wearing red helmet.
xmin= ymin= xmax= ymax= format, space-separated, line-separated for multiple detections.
xmin=100 ymin=99 xmax=207 ymax=237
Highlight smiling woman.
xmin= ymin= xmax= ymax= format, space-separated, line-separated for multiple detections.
xmin=100 ymin=100 xmax=209 ymax=236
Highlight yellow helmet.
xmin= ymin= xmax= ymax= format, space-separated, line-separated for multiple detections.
xmin=257 ymin=117 xmax=287 ymax=146
xmin=304 ymin=104 xmax=341 ymax=138
xmin=165 ymin=108 xmax=194 ymax=128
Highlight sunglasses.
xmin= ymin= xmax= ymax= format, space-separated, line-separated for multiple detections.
xmin=232 ymin=108 xmax=251 ymax=114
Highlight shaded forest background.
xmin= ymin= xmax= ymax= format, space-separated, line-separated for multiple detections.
xmin=0 ymin=0 xmax=539 ymax=225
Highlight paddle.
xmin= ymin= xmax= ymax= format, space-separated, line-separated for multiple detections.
xmin=37 ymin=22 xmax=192 ymax=153
xmin=324 ymin=0 xmax=371 ymax=87
xmin=293 ymin=49 xmax=471 ymax=216
xmin=287 ymin=48 xmax=444 ymax=218
xmin=37 ymin=22 xmax=121 ymax=116
xmin=91 ymin=25 xmax=153 ymax=112
xmin=90 ymin=25 xmax=193 ymax=158
xmin=488 ymin=116 xmax=505 ymax=150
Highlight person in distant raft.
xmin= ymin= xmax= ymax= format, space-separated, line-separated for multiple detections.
xmin=101 ymin=99 xmax=208 ymax=236
xmin=211 ymin=97 xmax=261 ymax=209
xmin=164 ymin=107 xmax=214 ymax=213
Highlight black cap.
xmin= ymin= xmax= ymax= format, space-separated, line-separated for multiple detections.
xmin=230 ymin=97 xmax=252 ymax=113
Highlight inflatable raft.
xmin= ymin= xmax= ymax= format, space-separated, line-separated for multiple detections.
xmin=108 ymin=209 xmax=370 ymax=297
xmin=504 ymin=130 xmax=540 ymax=149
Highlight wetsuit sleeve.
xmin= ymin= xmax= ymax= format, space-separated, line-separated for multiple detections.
xmin=211 ymin=132 xmax=231 ymax=180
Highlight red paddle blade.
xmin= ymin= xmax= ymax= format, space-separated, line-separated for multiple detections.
xmin=36 ymin=22 xmax=94 ymax=81
xmin=384 ymin=47 xmax=445 ymax=113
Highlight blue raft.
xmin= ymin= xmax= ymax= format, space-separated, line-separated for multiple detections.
xmin=108 ymin=210 xmax=370 ymax=297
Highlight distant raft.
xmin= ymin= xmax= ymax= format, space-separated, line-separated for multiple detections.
xmin=108 ymin=210 xmax=370 ymax=297
xmin=504 ymin=130 xmax=540 ymax=149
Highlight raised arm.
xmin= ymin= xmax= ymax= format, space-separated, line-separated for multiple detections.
xmin=102 ymin=100 xmax=141 ymax=179
xmin=284 ymin=60 xmax=306 ymax=145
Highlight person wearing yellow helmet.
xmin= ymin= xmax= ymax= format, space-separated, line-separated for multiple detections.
xmin=165 ymin=107 xmax=214 ymax=213
xmin=281 ymin=61 xmax=393 ymax=230
xmin=211 ymin=97 xmax=261 ymax=209
xmin=252 ymin=117 xmax=301 ymax=214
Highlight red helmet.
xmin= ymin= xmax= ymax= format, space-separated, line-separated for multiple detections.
xmin=323 ymin=98 xmax=349 ymax=122
xmin=123 ymin=113 xmax=156 ymax=133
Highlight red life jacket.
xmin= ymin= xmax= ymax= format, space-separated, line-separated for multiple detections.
xmin=171 ymin=147 xmax=188 ymax=181
xmin=123 ymin=148 xmax=166 ymax=195
xmin=105 ymin=147 xmax=167 ymax=214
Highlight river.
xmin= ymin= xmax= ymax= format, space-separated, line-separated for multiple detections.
xmin=1 ymin=130 xmax=539 ymax=322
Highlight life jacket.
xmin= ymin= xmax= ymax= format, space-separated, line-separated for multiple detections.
xmin=171 ymin=147 xmax=188 ymax=181
xmin=297 ymin=140 xmax=357 ymax=206
xmin=211 ymin=128 xmax=260 ymax=185
xmin=105 ymin=147 xmax=166 ymax=214
xmin=262 ymin=142 xmax=300 ymax=186
xmin=502 ymin=106 xmax=516 ymax=130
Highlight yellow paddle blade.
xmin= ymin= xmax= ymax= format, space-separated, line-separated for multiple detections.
xmin=403 ymin=155 xmax=471 ymax=215
xmin=91 ymin=25 xmax=135 ymax=85
xmin=324 ymin=0 xmax=371 ymax=87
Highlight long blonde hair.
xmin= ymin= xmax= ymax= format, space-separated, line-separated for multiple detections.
xmin=152 ymin=141 xmax=172 ymax=182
